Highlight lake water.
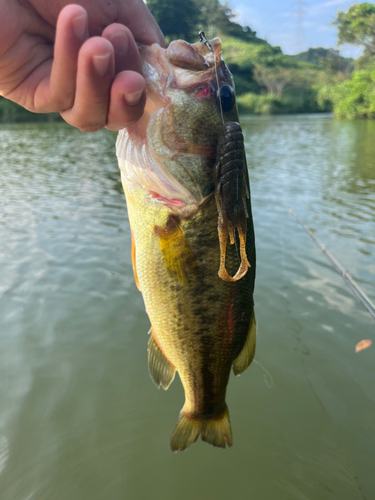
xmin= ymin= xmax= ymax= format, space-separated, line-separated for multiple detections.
xmin=0 ymin=115 xmax=374 ymax=500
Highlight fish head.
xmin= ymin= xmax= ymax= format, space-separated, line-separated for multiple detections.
xmin=117 ymin=38 xmax=239 ymax=214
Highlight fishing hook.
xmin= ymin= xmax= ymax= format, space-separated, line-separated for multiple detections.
xmin=198 ymin=31 xmax=214 ymax=53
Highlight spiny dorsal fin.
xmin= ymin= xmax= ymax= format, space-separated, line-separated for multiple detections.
xmin=148 ymin=331 xmax=176 ymax=390
xmin=232 ymin=311 xmax=256 ymax=376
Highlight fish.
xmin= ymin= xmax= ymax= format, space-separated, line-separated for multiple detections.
xmin=116 ymin=37 xmax=256 ymax=452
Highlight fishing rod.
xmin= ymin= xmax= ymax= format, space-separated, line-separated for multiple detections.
xmin=288 ymin=208 xmax=375 ymax=320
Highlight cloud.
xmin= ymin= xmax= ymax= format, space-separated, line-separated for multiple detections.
xmin=318 ymin=25 xmax=333 ymax=32
xmin=316 ymin=0 xmax=346 ymax=7
xmin=232 ymin=4 xmax=264 ymax=30
xmin=308 ymin=0 xmax=348 ymax=15
xmin=232 ymin=0 xmax=353 ymax=55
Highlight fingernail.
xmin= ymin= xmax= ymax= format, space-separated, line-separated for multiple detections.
xmin=124 ymin=89 xmax=144 ymax=106
xmin=93 ymin=53 xmax=111 ymax=76
xmin=72 ymin=14 xmax=87 ymax=40
xmin=110 ymin=33 xmax=128 ymax=54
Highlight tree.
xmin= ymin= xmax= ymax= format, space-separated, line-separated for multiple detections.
xmin=148 ymin=0 xmax=258 ymax=44
xmin=195 ymin=0 xmax=257 ymax=42
xmin=318 ymin=64 xmax=375 ymax=119
xmin=147 ymin=0 xmax=200 ymax=42
xmin=333 ymin=3 xmax=375 ymax=56
xmin=253 ymin=65 xmax=293 ymax=96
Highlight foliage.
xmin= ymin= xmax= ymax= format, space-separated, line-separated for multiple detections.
xmin=147 ymin=0 xmax=261 ymax=44
xmin=2 ymin=0 xmax=370 ymax=121
xmin=316 ymin=3 xmax=375 ymax=119
xmin=219 ymin=35 xmax=346 ymax=113
xmin=333 ymin=3 xmax=375 ymax=56
xmin=253 ymin=66 xmax=295 ymax=96
xmin=194 ymin=0 xmax=259 ymax=43
xmin=291 ymin=47 xmax=354 ymax=74
xmin=0 ymin=97 xmax=61 ymax=123
xmin=318 ymin=64 xmax=375 ymax=118
xmin=146 ymin=0 xmax=200 ymax=42
xmin=237 ymin=86 xmax=332 ymax=115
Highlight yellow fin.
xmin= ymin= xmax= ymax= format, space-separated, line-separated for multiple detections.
xmin=148 ymin=332 xmax=176 ymax=390
xmin=155 ymin=215 xmax=196 ymax=284
xmin=170 ymin=405 xmax=233 ymax=452
xmin=232 ymin=311 xmax=256 ymax=376
xmin=131 ymin=232 xmax=141 ymax=291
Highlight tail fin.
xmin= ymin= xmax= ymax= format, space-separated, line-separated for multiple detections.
xmin=170 ymin=405 xmax=233 ymax=452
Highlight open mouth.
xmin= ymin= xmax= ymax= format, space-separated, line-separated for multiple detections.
xmin=116 ymin=39 xmax=224 ymax=213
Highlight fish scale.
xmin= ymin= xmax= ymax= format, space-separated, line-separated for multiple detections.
xmin=117 ymin=37 xmax=256 ymax=452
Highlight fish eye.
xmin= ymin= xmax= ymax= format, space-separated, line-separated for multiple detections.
xmin=218 ymin=85 xmax=235 ymax=113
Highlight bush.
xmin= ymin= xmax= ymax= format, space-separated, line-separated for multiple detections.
xmin=237 ymin=91 xmax=331 ymax=115
xmin=318 ymin=64 xmax=375 ymax=118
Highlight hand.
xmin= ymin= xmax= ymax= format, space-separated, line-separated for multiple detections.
xmin=0 ymin=1 xmax=164 ymax=131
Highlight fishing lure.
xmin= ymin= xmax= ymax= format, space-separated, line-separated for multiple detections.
xmin=199 ymin=32 xmax=251 ymax=282
xmin=214 ymin=121 xmax=250 ymax=282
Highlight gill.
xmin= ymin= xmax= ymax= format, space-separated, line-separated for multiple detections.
xmin=199 ymin=31 xmax=224 ymax=125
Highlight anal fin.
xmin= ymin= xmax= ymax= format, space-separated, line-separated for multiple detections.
xmin=232 ymin=310 xmax=256 ymax=376
xmin=148 ymin=331 xmax=176 ymax=390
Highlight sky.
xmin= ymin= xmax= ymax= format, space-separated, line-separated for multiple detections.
xmin=231 ymin=0 xmax=365 ymax=57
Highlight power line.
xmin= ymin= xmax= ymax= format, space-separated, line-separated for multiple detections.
xmin=291 ymin=0 xmax=308 ymax=52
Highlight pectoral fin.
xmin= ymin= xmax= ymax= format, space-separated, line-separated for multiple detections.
xmin=232 ymin=311 xmax=256 ymax=376
xmin=131 ymin=232 xmax=141 ymax=291
xmin=155 ymin=215 xmax=196 ymax=284
xmin=148 ymin=331 xmax=176 ymax=390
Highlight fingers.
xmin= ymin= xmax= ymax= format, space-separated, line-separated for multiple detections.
xmin=102 ymin=23 xmax=147 ymax=131
xmin=106 ymin=71 xmax=146 ymax=131
xmin=31 ymin=3 xmax=157 ymax=131
xmin=34 ymin=4 xmax=89 ymax=112
xmin=102 ymin=24 xmax=142 ymax=75
xmin=61 ymin=37 xmax=115 ymax=132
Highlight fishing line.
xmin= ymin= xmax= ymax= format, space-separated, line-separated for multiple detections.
xmin=253 ymin=360 xmax=274 ymax=389
xmin=214 ymin=54 xmax=224 ymax=125
xmin=199 ymin=31 xmax=224 ymax=125
xmin=288 ymin=208 xmax=375 ymax=320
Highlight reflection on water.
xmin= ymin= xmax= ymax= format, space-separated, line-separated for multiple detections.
xmin=0 ymin=117 xmax=374 ymax=500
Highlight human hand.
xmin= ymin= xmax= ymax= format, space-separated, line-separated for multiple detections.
xmin=0 ymin=1 xmax=164 ymax=131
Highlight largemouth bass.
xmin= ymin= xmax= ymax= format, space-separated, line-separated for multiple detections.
xmin=116 ymin=37 xmax=256 ymax=452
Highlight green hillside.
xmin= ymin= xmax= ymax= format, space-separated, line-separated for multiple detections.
xmin=1 ymin=1 xmax=374 ymax=121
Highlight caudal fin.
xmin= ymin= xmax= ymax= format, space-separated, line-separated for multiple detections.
xmin=170 ymin=405 xmax=233 ymax=452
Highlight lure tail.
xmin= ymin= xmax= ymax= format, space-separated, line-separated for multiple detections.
xmin=170 ymin=405 xmax=233 ymax=452
xmin=214 ymin=121 xmax=250 ymax=282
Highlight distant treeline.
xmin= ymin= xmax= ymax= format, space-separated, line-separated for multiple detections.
xmin=0 ymin=97 xmax=62 ymax=124
xmin=1 ymin=1 xmax=374 ymax=120
xmin=147 ymin=0 xmax=375 ymax=118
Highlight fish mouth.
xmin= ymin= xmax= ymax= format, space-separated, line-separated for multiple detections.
xmin=116 ymin=38 xmax=226 ymax=213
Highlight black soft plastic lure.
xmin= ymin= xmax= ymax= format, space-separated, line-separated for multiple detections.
xmin=213 ymin=121 xmax=250 ymax=282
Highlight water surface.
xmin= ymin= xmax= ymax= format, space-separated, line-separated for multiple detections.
xmin=0 ymin=115 xmax=374 ymax=499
